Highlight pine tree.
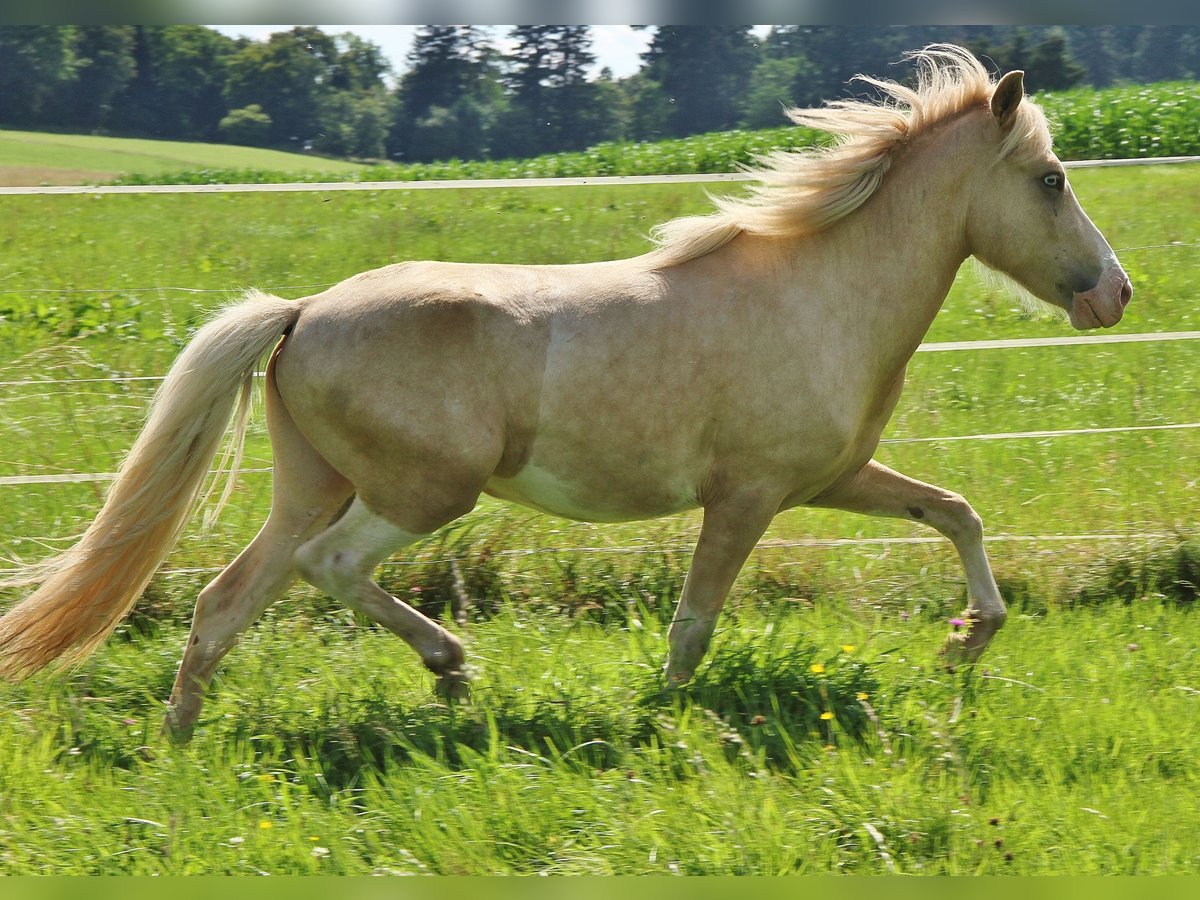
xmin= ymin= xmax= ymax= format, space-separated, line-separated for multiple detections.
xmin=496 ymin=26 xmax=600 ymax=157
xmin=388 ymin=26 xmax=490 ymax=160
xmin=641 ymin=26 xmax=760 ymax=137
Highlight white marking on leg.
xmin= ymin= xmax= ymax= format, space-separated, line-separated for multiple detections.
xmin=295 ymin=499 xmax=466 ymax=679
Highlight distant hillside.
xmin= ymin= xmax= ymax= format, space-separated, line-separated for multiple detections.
xmin=0 ymin=130 xmax=367 ymax=186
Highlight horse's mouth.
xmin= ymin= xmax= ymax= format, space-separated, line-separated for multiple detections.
xmin=1069 ymin=269 xmax=1132 ymax=330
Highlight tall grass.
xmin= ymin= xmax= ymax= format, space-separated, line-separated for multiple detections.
xmin=2 ymin=600 xmax=1199 ymax=874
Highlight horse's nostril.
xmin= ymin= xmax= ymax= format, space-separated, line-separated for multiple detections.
xmin=1120 ymin=278 xmax=1133 ymax=308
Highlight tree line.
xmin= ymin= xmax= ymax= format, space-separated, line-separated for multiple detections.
xmin=0 ymin=25 xmax=1196 ymax=163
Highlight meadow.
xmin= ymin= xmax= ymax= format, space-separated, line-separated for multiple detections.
xmin=0 ymin=129 xmax=366 ymax=187
xmin=0 ymin=162 xmax=1198 ymax=874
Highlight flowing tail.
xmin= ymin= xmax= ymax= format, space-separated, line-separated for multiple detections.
xmin=0 ymin=291 xmax=302 ymax=679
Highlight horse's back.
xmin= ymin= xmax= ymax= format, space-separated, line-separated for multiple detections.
xmin=268 ymin=258 xmax=675 ymax=525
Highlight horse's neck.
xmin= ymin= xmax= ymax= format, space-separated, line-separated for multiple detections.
xmin=782 ymin=135 xmax=973 ymax=372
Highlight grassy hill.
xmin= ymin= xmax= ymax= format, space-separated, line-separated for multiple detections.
xmin=0 ymin=129 xmax=367 ymax=186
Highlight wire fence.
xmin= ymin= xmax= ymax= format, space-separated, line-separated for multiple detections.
xmin=1 ymin=154 xmax=1195 ymax=197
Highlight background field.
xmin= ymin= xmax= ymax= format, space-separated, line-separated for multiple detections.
xmin=0 ymin=129 xmax=367 ymax=186
xmin=0 ymin=162 xmax=1198 ymax=874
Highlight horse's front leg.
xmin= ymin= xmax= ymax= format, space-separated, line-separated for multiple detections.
xmin=810 ymin=459 xmax=1007 ymax=664
xmin=665 ymin=494 xmax=778 ymax=685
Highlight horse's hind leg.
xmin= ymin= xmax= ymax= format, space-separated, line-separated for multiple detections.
xmin=164 ymin=515 xmax=323 ymax=742
xmin=293 ymin=497 xmax=470 ymax=699
xmin=164 ymin=364 xmax=353 ymax=742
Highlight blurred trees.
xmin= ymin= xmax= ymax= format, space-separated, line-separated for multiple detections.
xmin=0 ymin=25 xmax=1195 ymax=162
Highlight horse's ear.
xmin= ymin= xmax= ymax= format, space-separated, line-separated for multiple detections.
xmin=991 ymin=70 xmax=1025 ymax=130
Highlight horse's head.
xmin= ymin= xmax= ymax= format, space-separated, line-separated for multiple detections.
xmin=965 ymin=70 xmax=1132 ymax=329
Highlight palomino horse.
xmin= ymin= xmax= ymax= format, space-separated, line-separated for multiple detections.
xmin=0 ymin=46 xmax=1131 ymax=741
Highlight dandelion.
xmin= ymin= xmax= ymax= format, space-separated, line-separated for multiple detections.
xmin=810 ymin=662 xmax=826 ymax=674
xmin=842 ymin=644 xmax=856 ymax=654
xmin=258 ymin=820 xmax=273 ymax=830
xmin=820 ymin=711 xmax=834 ymax=720
xmin=856 ymin=691 xmax=870 ymax=701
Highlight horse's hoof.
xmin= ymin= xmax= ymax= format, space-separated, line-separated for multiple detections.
xmin=436 ymin=670 xmax=471 ymax=703
xmin=663 ymin=666 xmax=693 ymax=688
xmin=940 ymin=631 xmax=983 ymax=670
xmin=161 ymin=714 xmax=196 ymax=746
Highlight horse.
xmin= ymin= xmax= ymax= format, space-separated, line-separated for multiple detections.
xmin=0 ymin=46 xmax=1132 ymax=742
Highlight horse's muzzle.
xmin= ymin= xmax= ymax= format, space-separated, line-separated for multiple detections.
xmin=1069 ymin=265 xmax=1132 ymax=330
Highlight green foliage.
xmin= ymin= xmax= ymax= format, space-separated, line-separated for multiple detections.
xmin=1040 ymin=82 xmax=1200 ymax=159
xmin=224 ymin=27 xmax=337 ymax=149
xmin=218 ymin=104 xmax=271 ymax=148
xmin=1072 ymin=540 xmax=1200 ymax=607
xmin=107 ymin=80 xmax=1200 ymax=189
xmin=51 ymin=26 xmax=137 ymax=129
xmin=640 ymin=26 xmax=761 ymax=137
xmin=3 ymin=25 xmax=1195 ymax=169
xmin=0 ymin=25 xmax=77 ymax=125
xmin=108 ymin=25 xmax=239 ymax=142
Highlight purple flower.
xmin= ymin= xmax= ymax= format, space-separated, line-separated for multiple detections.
xmin=949 ymin=617 xmax=966 ymax=631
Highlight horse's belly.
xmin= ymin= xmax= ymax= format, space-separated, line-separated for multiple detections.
xmin=484 ymin=461 xmax=698 ymax=523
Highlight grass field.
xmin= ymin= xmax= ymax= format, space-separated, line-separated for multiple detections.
xmin=0 ymin=129 xmax=366 ymax=186
xmin=0 ymin=163 xmax=1198 ymax=874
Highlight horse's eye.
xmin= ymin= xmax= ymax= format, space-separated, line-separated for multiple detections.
xmin=1043 ymin=173 xmax=1064 ymax=190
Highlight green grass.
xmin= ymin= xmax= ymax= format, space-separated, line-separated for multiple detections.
xmin=0 ymin=129 xmax=366 ymax=186
xmin=2 ymin=601 xmax=1200 ymax=874
xmin=0 ymin=162 xmax=1198 ymax=873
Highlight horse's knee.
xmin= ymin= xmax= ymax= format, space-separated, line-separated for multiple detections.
xmin=932 ymin=491 xmax=983 ymax=546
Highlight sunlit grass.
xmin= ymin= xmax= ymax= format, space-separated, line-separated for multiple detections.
xmin=2 ymin=601 xmax=1199 ymax=874
xmin=0 ymin=128 xmax=366 ymax=186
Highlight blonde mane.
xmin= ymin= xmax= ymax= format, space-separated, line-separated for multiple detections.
xmin=646 ymin=44 xmax=1051 ymax=267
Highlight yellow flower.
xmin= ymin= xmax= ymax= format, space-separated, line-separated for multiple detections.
xmin=258 ymin=820 xmax=273 ymax=830
xmin=856 ymin=691 xmax=870 ymax=701
xmin=820 ymin=711 xmax=834 ymax=720
xmin=810 ymin=662 xmax=826 ymax=674
xmin=842 ymin=644 xmax=856 ymax=654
